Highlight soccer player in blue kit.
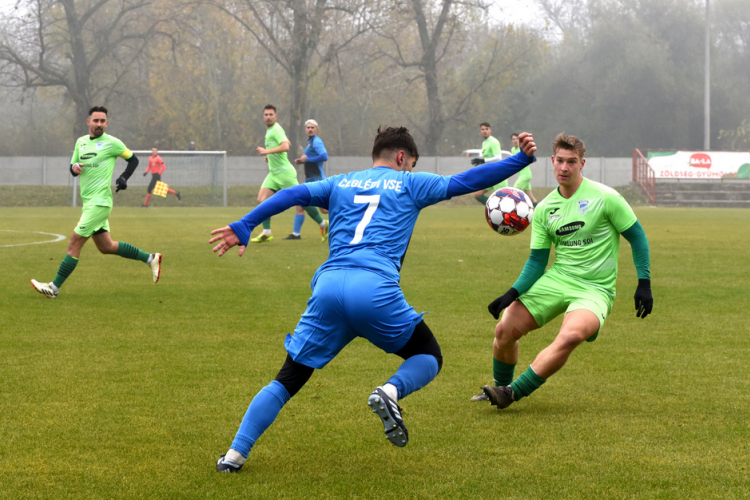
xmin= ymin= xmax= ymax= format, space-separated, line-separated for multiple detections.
xmin=209 ymin=127 xmax=538 ymax=472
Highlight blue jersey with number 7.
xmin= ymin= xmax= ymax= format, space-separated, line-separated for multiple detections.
xmin=306 ymin=167 xmax=450 ymax=284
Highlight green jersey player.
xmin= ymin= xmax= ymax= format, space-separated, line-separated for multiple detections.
xmin=250 ymin=104 xmax=301 ymax=243
xmin=511 ymin=132 xmax=538 ymax=205
xmin=475 ymin=133 xmax=653 ymax=408
xmin=31 ymin=106 xmax=162 ymax=298
xmin=471 ymin=122 xmax=508 ymax=205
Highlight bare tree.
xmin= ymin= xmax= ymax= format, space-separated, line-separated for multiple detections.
xmin=0 ymin=0 xmax=172 ymax=138
xmin=211 ymin=0 xmax=372 ymax=155
xmin=373 ymin=0 xmax=525 ymax=155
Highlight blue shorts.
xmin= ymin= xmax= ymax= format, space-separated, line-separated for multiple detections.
xmin=285 ymin=269 xmax=424 ymax=369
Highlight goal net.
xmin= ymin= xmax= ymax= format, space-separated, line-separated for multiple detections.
xmin=70 ymin=150 xmax=227 ymax=207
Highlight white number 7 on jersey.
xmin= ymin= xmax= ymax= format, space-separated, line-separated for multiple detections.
xmin=350 ymin=195 xmax=381 ymax=244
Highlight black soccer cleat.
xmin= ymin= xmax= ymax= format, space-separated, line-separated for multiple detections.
xmin=283 ymin=234 xmax=301 ymax=240
xmin=482 ymin=385 xmax=516 ymax=409
xmin=368 ymin=387 xmax=408 ymax=447
xmin=216 ymin=455 xmax=243 ymax=473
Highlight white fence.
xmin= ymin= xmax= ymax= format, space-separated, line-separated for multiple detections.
xmin=0 ymin=155 xmax=634 ymax=188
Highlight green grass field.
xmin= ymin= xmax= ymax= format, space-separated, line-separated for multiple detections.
xmin=1 ymin=205 xmax=748 ymax=499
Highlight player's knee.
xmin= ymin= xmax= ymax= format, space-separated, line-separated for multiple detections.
xmin=556 ymin=330 xmax=587 ymax=351
xmin=274 ymin=355 xmax=314 ymax=398
xmin=396 ymin=320 xmax=443 ymax=374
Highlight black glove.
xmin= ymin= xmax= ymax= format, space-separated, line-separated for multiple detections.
xmin=471 ymin=158 xmax=485 ymax=166
xmin=143 ymin=172 xmax=147 ymax=177
xmin=115 ymin=176 xmax=127 ymax=192
xmin=488 ymin=288 xmax=520 ymax=319
xmin=634 ymin=279 xmax=653 ymax=318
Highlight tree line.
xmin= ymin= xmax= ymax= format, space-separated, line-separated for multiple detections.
xmin=0 ymin=0 xmax=748 ymax=158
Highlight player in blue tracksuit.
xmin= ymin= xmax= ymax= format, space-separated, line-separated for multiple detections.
xmin=210 ymin=127 xmax=538 ymax=472
xmin=287 ymin=119 xmax=330 ymax=240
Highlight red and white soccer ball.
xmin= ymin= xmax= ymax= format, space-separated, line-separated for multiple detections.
xmin=485 ymin=187 xmax=534 ymax=236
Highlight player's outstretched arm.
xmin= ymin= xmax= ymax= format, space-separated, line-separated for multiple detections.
xmin=488 ymin=248 xmax=550 ymax=319
xmin=219 ymin=184 xmax=313 ymax=248
xmin=448 ymin=132 xmax=537 ymax=198
xmin=210 ymin=226 xmax=246 ymax=257
xmin=621 ymin=221 xmax=653 ymax=318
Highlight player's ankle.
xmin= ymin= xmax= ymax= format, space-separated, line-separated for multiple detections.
xmin=225 ymin=449 xmax=246 ymax=466
xmin=382 ymin=383 xmax=398 ymax=402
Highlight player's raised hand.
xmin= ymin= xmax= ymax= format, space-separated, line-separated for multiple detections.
xmin=210 ymin=226 xmax=246 ymax=257
xmin=634 ymin=279 xmax=653 ymax=318
xmin=518 ymin=132 xmax=537 ymax=157
xmin=256 ymin=146 xmax=268 ymax=155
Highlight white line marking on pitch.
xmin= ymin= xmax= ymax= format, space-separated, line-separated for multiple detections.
xmin=0 ymin=230 xmax=66 ymax=248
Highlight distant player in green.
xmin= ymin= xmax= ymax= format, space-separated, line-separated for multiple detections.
xmin=251 ymin=104 xmax=300 ymax=243
xmin=474 ymin=133 xmax=653 ymax=407
xmin=471 ymin=122 xmax=507 ymax=205
xmin=511 ymin=132 xmax=538 ymax=205
xmin=31 ymin=106 xmax=162 ymax=298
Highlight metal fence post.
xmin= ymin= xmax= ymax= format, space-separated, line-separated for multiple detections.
xmin=42 ymin=156 xmax=47 ymax=185
xmin=223 ymin=152 xmax=228 ymax=207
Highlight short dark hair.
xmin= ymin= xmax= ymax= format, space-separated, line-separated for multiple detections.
xmin=480 ymin=122 xmax=491 ymax=129
xmin=88 ymin=105 xmax=108 ymax=116
xmin=511 ymin=132 xmax=519 ymax=138
xmin=264 ymin=104 xmax=277 ymax=113
xmin=371 ymin=126 xmax=419 ymax=163
xmin=552 ymin=132 xmax=586 ymax=158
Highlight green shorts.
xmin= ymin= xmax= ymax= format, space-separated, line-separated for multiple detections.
xmin=519 ymin=269 xmax=613 ymax=342
xmin=514 ymin=167 xmax=532 ymax=191
xmin=261 ymin=170 xmax=299 ymax=192
xmin=74 ymin=204 xmax=112 ymax=237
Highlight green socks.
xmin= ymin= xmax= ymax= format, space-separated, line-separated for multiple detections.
xmin=304 ymin=206 xmax=324 ymax=224
xmin=116 ymin=242 xmax=150 ymax=263
xmin=510 ymin=366 xmax=546 ymax=401
xmin=493 ymin=359 xmax=516 ymax=387
xmin=476 ymin=194 xmax=488 ymax=204
xmin=262 ymin=219 xmax=271 ymax=230
xmin=52 ymin=254 xmax=79 ymax=288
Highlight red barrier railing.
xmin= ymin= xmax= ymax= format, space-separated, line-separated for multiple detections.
xmin=632 ymin=149 xmax=655 ymax=204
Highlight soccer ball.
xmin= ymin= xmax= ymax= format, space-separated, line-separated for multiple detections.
xmin=485 ymin=187 xmax=534 ymax=236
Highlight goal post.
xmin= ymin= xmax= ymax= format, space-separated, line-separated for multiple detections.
xmin=68 ymin=150 xmax=228 ymax=207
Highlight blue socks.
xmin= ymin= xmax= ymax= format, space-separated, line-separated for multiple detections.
xmin=293 ymin=214 xmax=305 ymax=235
xmin=386 ymin=354 xmax=439 ymax=400
xmin=230 ymin=380 xmax=290 ymax=457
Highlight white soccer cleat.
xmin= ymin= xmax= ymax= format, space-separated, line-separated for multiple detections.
xmin=149 ymin=253 xmax=162 ymax=283
xmin=30 ymin=279 xmax=58 ymax=299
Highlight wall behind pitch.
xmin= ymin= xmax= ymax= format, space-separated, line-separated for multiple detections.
xmin=0 ymin=156 xmax=634 ymax=188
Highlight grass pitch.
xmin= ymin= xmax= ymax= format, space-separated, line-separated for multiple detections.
xmin=1 ymin=204 xmax=748 ymax=499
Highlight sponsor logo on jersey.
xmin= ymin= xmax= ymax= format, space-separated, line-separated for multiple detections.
xmin=548 ymin=207 xmax=562 ymax=221
xmin=555 ymin=221 xmax=585 ymax=236
xmin=559 ymin=238 xmax=593 ymax=247
xmin=578 ymin=199 xmax=590 ymax=215
xmin=80 ymin=153 xmax=98 ymax=160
